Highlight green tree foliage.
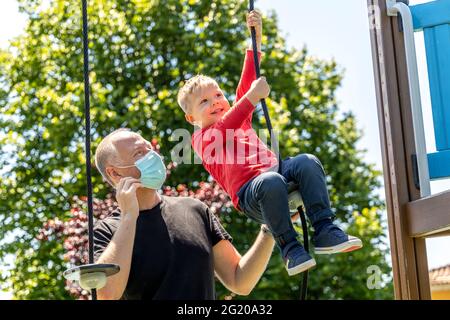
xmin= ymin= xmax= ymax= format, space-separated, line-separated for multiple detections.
xmin=0 ymin=0 xmax=392 ymax=299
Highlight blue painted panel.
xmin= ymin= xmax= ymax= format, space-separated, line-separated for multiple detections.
xmin=411 ymin=1 xmax=450 ymax=178
xmin=411 ymin=0 xmax=450 ymax=31
xmin=428 ymin=150 xmax=450 ymax=179
xmin=423 ymin=24 xmax=450 ymax=151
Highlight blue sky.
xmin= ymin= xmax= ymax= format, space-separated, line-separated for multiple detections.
xmin=1 ymin=0 xmax=449 ymax=299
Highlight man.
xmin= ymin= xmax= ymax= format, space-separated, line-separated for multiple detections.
xmin=93 ymin=128 xmax=287 ymax=300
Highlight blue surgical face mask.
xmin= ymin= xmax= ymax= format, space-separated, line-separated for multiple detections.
xmin=115 ymin=149 xmax=167 ymax=190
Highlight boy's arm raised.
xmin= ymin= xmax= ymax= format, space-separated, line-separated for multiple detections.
xmin=235 ymin=10 xmax=263 ymax=102
xmin=216 ymin=77 xmax=270 ymax=131
xmin=235 ymin=50 xmax=261 ymax=103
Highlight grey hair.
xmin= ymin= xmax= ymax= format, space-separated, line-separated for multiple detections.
xmin=94 ymin=128 xmax=132 ymax=187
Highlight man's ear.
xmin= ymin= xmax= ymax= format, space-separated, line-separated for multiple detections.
xmin=106 ymin=166 xmax=120 ymax=185
xmin=185 ymin=114 xmax=195 ymax=125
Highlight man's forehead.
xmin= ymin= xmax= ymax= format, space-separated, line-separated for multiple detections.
xmin=111 ymin=131 xmax=145 ymax=150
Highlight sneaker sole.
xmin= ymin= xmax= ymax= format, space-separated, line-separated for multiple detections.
xmin=314 ymin=238 xmax=363 ymax=255
xmin=287 ymin=259 xmax=316 ymax=276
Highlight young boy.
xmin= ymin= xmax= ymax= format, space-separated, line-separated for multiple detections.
xmin=177 ymin=11 xmax=362 ymax=276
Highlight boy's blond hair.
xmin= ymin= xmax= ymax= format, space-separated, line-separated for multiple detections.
xmin=177 ymin=75 xmax=218 ymax=114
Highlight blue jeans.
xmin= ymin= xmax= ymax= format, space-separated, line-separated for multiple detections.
xmin=237 ymin=154 xmax=335 ymax=250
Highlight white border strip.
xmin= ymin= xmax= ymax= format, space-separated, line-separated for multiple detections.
xmin=386 ymin=0 xmax=431 ymax=197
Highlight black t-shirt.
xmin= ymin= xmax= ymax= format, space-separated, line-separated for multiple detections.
xmin=93 ymin=196 xmax=232 ymax=300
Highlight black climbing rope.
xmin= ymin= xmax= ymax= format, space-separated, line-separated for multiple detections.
xmin=298 ymin=206 xmax=309 ymax=300
xmin=248 ymin=0 xmax=310 ymax=301
xmin=63 ymin=2 xmax=119 ymax=298
xmin=81 ymin=0 xmax=96 ymax=300
xmin=248 ymin=0 xmax=282 ymax=174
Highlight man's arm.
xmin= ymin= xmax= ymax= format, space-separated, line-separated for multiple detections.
xmin=213 ymin=226 xmax=275 ymax=296
xmin=96 ymin=177 xmax=143 ymax=300
xmin=96 ymin=215 xmax=138 ymax=300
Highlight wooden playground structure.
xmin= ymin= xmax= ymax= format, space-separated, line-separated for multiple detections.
xmin=368 ymin=0 xmax=450 ymax=299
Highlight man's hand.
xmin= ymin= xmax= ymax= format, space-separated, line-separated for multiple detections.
xmin=115 ymin=177 xmax=143 ymax=220
xmin=247 ymin=10 xmax=262 ymax=51
xmin=246 ymin=76 xmax=270 ymax=105
xmin=291 ymin=212 xmax=300 ymax=222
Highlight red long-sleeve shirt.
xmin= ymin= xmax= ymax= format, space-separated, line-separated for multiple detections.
xmin=192 ymin=50 xmax=278 ymax=210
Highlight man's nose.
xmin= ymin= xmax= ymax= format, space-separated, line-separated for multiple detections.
xmin=143 ymin=147 xmax=152 ymax=155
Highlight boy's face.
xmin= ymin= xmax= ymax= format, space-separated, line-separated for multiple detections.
xmin=185 ymin=83 xmax=230 ymax=128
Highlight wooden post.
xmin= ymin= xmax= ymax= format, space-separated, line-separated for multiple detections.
xmin=367 ymin=0 xmax=431 ymax=300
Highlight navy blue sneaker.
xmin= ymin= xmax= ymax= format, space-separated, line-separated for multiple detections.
xmin=313 ymin=223 xmax=362 ymax=255
xmin=282 ymin=242 xmax=316 ymax=276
